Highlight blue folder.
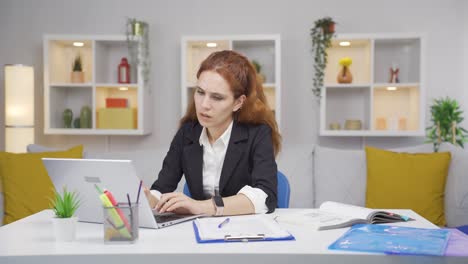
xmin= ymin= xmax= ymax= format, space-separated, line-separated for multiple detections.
xmin=192 ymin=220 xmax=295 ymax=243
xmin=329 ymin=224 xmax=450 ymax=256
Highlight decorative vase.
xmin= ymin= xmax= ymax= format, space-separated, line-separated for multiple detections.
xmin=337 ymin=66 xmax=353 ymax=83
xmin=71 ymin=71 xmax=84 ymax=83
xmin=52 ymin=217 xmax=78 ymax=242
xmin=63 ymin=109 xmax=73 ymax=128
xmin=73 ymin=117 xmax=81 ymax=128
xmin=80 ymin=106 xmax=92 ymax=128
xmin=345 ymin=119 xmax=362 ymax=130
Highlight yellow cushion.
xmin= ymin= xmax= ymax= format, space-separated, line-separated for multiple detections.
xmin=0 ymin=145 xmax=83 ymax=225
xmin=365 ymin=146 xmax=451 ymax=226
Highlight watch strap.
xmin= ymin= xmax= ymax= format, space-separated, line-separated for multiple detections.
xmin=212 ymin=195 xmax=224 ymax=216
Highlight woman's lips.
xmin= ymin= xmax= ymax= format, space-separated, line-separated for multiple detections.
xmin=199 ymin=113 xmax=211 ymax=120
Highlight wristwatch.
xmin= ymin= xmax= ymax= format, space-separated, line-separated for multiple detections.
xmin=212 ymin=195 xmax=224 ymax=216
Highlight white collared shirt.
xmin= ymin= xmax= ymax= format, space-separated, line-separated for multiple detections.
xmin=152 ymin=121 xmax=269 ymax=214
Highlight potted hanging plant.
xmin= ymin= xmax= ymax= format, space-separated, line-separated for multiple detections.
xmin=71 ymin=54 xmax=84 ymax=83
xmin=426 ymin=97 xmax=468 ymax=152
xmin=49 ymin=187 xmax=81 ymax=242
xmin=310 ymin=16 xmax=336 ymax=98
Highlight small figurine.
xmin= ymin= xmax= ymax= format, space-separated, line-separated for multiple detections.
xmin=389 ymin=63 xmax=400 ymax=83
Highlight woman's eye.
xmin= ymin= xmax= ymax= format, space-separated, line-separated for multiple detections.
xmin=212 ymin=95 xmax=223 ymax=101
xmin=196 ymin=89 xmax=204 ymax=95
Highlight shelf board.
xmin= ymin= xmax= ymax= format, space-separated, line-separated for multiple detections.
xmin=50 ymin=83 xmax=93 ymax=88
xmin=95 ymin=83 xmax=138 ymax=88
xmin=373 ymin=82 xmax=419 ymax=88
xmin=44 ymin=128 xmax=149 ymax=135
xmin=320 ymin=130 xmax=425 ymax=137
xmin=325 ymin=83 xmax=371 ymax=88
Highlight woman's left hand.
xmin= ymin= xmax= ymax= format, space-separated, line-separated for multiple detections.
xmin=156 ymin=192 xmax=211 ymax=215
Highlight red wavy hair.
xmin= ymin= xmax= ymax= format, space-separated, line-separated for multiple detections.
xmin=180 ymin=50 xmax=281 ymax=156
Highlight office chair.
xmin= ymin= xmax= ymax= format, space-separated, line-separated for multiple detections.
xmin=183 ymin=171 xmax=291 ymax=208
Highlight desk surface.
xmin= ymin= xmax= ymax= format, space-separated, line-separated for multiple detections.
xmin=0 ymin=209 xmax=466 ymax=264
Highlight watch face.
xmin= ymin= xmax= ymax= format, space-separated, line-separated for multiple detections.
xmin=213 ymin=195 xmax=224 ymax=207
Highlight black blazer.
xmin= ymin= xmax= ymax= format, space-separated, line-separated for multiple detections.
xmin=150 ymin=121 xmax=278 ymax=213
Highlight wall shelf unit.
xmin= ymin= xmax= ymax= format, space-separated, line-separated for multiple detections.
xmin=43 ymin=35 xmax=152 ymax=135
xmin=181 ymin=35 xmax=281 ymax=129
xmin=320 ymin=33 xmax=425 ymax=137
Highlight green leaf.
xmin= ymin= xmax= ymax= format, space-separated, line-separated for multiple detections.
xmin=50 ymin=187 xmax=80 ymax=218
xmin=426 ymin=96 xmax=468 ymax=151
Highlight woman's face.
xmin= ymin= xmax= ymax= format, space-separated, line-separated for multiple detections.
xmin=194 ymin=71 xmax=244 ymax=134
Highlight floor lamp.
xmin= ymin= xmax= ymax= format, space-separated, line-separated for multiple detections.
xmin=4 ymin=64 xmax=34 ymax=153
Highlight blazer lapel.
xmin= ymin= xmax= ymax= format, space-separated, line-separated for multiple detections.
xmin=183 ymin=124 xmax=204 ymax=199
xmin=219 ymin=123 xmax=248 ymax=193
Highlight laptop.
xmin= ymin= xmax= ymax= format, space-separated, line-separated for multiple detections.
xmin=42 ymin=158 xmax=202 ymax=229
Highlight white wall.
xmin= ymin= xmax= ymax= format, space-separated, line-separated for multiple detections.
xmin=0 ymin=0 xmax=467 ymax=152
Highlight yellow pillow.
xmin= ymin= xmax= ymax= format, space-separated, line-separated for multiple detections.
xmin=365 ymin=146 xmax=451 ymax=226
xmin=0 ymin=145 xmax=83 ymax=225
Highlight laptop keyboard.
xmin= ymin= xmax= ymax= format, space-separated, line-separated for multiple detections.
xmin=154 ymin=214 xmax=192 ymax=223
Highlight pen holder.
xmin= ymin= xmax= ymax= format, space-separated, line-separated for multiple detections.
xmin=103 ymin=202 xmax=139 ymax=244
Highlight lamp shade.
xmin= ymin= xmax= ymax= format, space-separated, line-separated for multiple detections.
xmin=4 ymin=64 xmax=34 ymax=152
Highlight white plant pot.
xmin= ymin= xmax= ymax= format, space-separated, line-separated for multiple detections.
xmin=52 ymin=217 xmax=78 ymax=242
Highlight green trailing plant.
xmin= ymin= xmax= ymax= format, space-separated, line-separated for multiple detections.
xmin=49 ymin=187 xmax=80 ymax=218
xmin=426 ymin=97 xmax=468 ymax=152
xmin=310 ymin=16 xmax=336 ymax=98
xmin=72 ymin=55 xmax=83 ymax=72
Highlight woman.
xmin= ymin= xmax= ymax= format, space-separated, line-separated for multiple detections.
xmin=144 ymin=50 xmax=281 ymax=216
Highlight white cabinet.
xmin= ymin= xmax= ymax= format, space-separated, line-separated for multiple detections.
xmin=320 ymin=34 xmax=425 ymax=136
xmin=181 ymin=35 xmax=281 ymax=128
xmin=43 ymin=35 xmax=152 ymax=135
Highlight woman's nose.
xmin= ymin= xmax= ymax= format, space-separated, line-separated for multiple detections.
xmin=201 ymin=96 xmax=211 ymax=109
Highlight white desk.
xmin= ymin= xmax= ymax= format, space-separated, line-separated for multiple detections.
xmin=0 ymin=209 xmax=466 ymax=264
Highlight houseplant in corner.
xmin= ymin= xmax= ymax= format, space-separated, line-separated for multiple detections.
xmin=50 ymin=187 xmax=80 ymax=242
xmin=71 ymin=54 xmax=84 ymax=83
xmin=310 ymin=16 xmax=336 ymax=98
xmin=426 ymin=97 xmax=468 ymax=152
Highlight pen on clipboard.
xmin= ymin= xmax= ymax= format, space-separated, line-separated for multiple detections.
xmin=218 ymin=218 xmax=230 ymax=228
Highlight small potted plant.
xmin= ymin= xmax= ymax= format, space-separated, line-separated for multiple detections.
xmin=252 ymin=60 xmax=266 ymax=83
xmin=426 ymin=97 xmax=468 ymax=152
xmin=49 ymin=187 xmax=80 ymax=242
xmin=310 ymin=16 xmax=336 ymax=99
xmin=71 ymin=54 xmax=84 ymax=83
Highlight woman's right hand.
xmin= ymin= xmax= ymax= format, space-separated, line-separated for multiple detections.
xmin=143 ymin=186 xmax=159 ymax=209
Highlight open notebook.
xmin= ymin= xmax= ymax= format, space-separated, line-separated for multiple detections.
xmin=276 ymin=201 xmax=413 ymax=230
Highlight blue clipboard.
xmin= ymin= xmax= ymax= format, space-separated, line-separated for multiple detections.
xmin=192 ymin=220 xmax=295 ymax=243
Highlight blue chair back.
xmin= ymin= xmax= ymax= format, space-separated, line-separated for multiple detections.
xmin=183 ymin=171 xmax=290 ymax=208
xmin=183 ymin=182 xmax=191 ymax=197
xmin=276 ymin=171 xmax=290 ymax=208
